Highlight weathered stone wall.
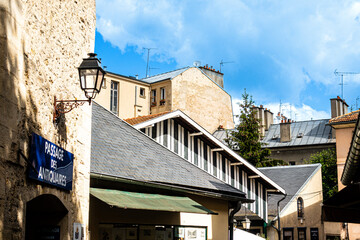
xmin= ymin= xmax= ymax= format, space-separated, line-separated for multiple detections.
xmin=171 ymin=67 xmax=235 ymax=133
xmin=0 ymin=0 xmax=95 ymax=239
xmin=150 ymin=80 xmax=172 ymax=114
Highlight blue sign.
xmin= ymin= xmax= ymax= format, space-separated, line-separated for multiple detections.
xmin=28 ymin=133 xmax=74 ymax=190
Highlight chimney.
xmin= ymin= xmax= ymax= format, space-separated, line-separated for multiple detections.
xmin=280 ymin=119 xmax=291 ymax=142
xmin=264 ymin=108 xmax=273 ymax=131
xmin=259 ymin=105 xmax=265 ymax=137
xmin=199 ymin=65 xmax=224 ymax=88
xmin=331 ymin=96 xmax=349 ymax=118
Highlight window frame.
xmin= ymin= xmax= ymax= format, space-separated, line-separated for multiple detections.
xmin=297 ymin=197 xmax=304 ymax=219
xmin=160 ymin=87 xmax=165 ymax=105
xmin=151 ymin=89 xmax=157 ymax=106
xmin=110 ymin=80 xmax=119 ymax=114
xmin=139 ymin=87 xmax=146 ymax=98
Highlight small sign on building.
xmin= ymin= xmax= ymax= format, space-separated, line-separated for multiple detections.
xmin=28 ymin=133 xmax=73 ymax=190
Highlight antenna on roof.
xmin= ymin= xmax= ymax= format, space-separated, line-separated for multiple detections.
xmin=219 ymin=59 xmax=234 ymax=72
xmin=149 ymin=66 xmax=160 ymax=77
xmin=143 ymin=47 xmax=157 ymax=78
xmin=334 ymin=69 xmax=359 ymax=99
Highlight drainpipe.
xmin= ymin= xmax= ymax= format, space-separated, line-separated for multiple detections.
xmin=271 ymin=194 xmax=287 ymax=240
xmin=229 ymin=201 xmax=242 ymax=240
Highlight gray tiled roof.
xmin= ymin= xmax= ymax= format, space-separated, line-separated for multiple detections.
xmin=261 ymin=119 xmax=334 ymax=148
xmin=258 ymin=164 xmax=321 ymax=217
xmin=212 ymin=129 xmax=231 ymax=144
xmin=91 ymin=102 xmax=246 ymax=198
xmin=141 ymin=67 xmax=189 ymax=83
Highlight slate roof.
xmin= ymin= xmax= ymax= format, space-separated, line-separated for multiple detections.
xmin=261 ymin=119 xmax=334 ymax=148
xmin=125 ymin=111 xmax=171 ymax=125
xmin=91 ymin=102 xmax=246 ymax=198
xmin=212 ymin=129 xmax=231 ymax=144
xmin=258 ymin=164 xmax=321 ymax=217
xmin=141 ymin=67 xmax=189 ymax=83
xmin=329 ymin=110 xmax=360 ymax=125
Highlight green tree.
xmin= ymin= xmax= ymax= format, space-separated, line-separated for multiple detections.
xmin=225 ymin=89 xmax=286 ymax=167
xmin=305 ymin=148 xmax=338 ymax=200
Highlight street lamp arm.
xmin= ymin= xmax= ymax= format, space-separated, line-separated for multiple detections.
xmin=53 ymin=96 xmax=91 ymax=122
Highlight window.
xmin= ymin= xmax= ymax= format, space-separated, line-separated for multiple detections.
xmin=140 ymin=87 xmax=145 ymax=97
xmin=283 ymin=228 xmax=294 ymax=240
xmin=297 ymin=197 xmax=304 ymax=218
xmin=289 ymin=161 xmax=296 ymax=165
xmin=110 ymin=81 xmax=118 ymax=114
xmin=151 ymin=89 xmax=156 ymax=106
xmin=298 ymin=228 xmax=306 ymax=240
xmin=160 ymin=87 xmax=165 ymax=105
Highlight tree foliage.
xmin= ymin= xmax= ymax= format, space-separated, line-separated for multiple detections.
xmin=225 ymin=89 xmax=287 ymax=167
xmin=305 ymin=148 xmax=338 ymax=200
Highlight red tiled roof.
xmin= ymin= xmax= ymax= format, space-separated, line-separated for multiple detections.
xmin=329 ymin=110 xmax=360 ymax=124
xmin=124 ymin=111 xmax=171 ymax=125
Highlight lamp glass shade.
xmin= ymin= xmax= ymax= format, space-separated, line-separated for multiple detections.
xmin=242 ymin=218 xmax=251 ymax=230
xmin=78 ymin=53 xmax=106 ymax=99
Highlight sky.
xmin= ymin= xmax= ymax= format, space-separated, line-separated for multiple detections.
xmin=95 ymin=0 xmax=360 ymax=121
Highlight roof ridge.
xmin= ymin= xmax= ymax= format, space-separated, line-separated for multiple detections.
xmin=259 ymin=163 xmax=321 ymax=170
xmin=141 ymin=66 xmax=189 ymax=80
xmin=330 ymin=109 xmax=360 ymax=122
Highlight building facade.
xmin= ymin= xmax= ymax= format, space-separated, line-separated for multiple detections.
xmin=90 ymin=103 xmax=253 ymax=240
xmin=95 ymin=72 xmax=151 ymax=119
xmin=1 ymin=1 xmax=95 ymax=239
xmin=96 ymin=66 xmax=235 ymax=133
xmin=259 ymin=164 xmax=339 ymax=240
xmin=125 ymin=110 xmax=286 ymax=228
xmin=328 ymin=110 xmax=360 ymax=239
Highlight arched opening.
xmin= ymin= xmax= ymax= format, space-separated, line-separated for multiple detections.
xmin=297 ymin=197 xmax=304 ymax=219
xmin=25 ymin=194 xmax=68 ymax=240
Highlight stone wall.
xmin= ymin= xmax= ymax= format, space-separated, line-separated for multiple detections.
xmin=0 ymin=0 xmax=95 ymax=239
xmin=171 ymin=67 xmax=234 ymax=133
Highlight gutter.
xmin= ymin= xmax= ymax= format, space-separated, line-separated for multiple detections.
xmin=90 ymin=173 xmax=253 ymax=202
xmin=229 ymin=201 xmax=242 ymax=240
xmin=271 ymin=194 xmax=287 ymax=240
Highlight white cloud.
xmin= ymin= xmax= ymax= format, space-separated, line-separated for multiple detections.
xmin=97 ymin=0 xmax=360 ymax=105
xmin=232 ymin=98 xmax=330 ymax=125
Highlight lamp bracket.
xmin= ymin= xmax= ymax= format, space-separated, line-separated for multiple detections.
xmin=53 ymin=96 xmax=91 ymax=122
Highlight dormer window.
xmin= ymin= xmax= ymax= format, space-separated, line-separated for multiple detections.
xmin=297 ymin=133 xmax=304 ymax=138
xmin=272 ymin=134 xmax=279 ymax=140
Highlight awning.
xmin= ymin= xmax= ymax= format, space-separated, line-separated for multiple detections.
xmin=322 ymin=183 xmax=360 ymax=223
xmin=90 ymin=188 xmax=216 ymax=214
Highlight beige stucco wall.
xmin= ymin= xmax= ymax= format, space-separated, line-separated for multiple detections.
xmin=0 ymin=0 xmax=95 ymax=239
xmin=333 ymin=125 xmax=360 ymax=240
xmin=268 ymin=167 xmax=327 ymax=240
xmin=171 ymin=67 xmax=234 ymax=133
xmin=334 ymin=127 xmax=354 ymax=190
xmin=96 ymin=73 xmax=150 ymax=119
xmin=183 ymin=195 xmax=229 ymax=240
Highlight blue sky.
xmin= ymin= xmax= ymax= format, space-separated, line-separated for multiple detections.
xmin=95 ymin=0 xmax=360 ymax=121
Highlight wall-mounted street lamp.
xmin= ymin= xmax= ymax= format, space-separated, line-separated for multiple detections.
xmin=242 ymin=217 xmax=251 ymax=230
xmin=53 ymin=53 xmax=106 ymax=122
